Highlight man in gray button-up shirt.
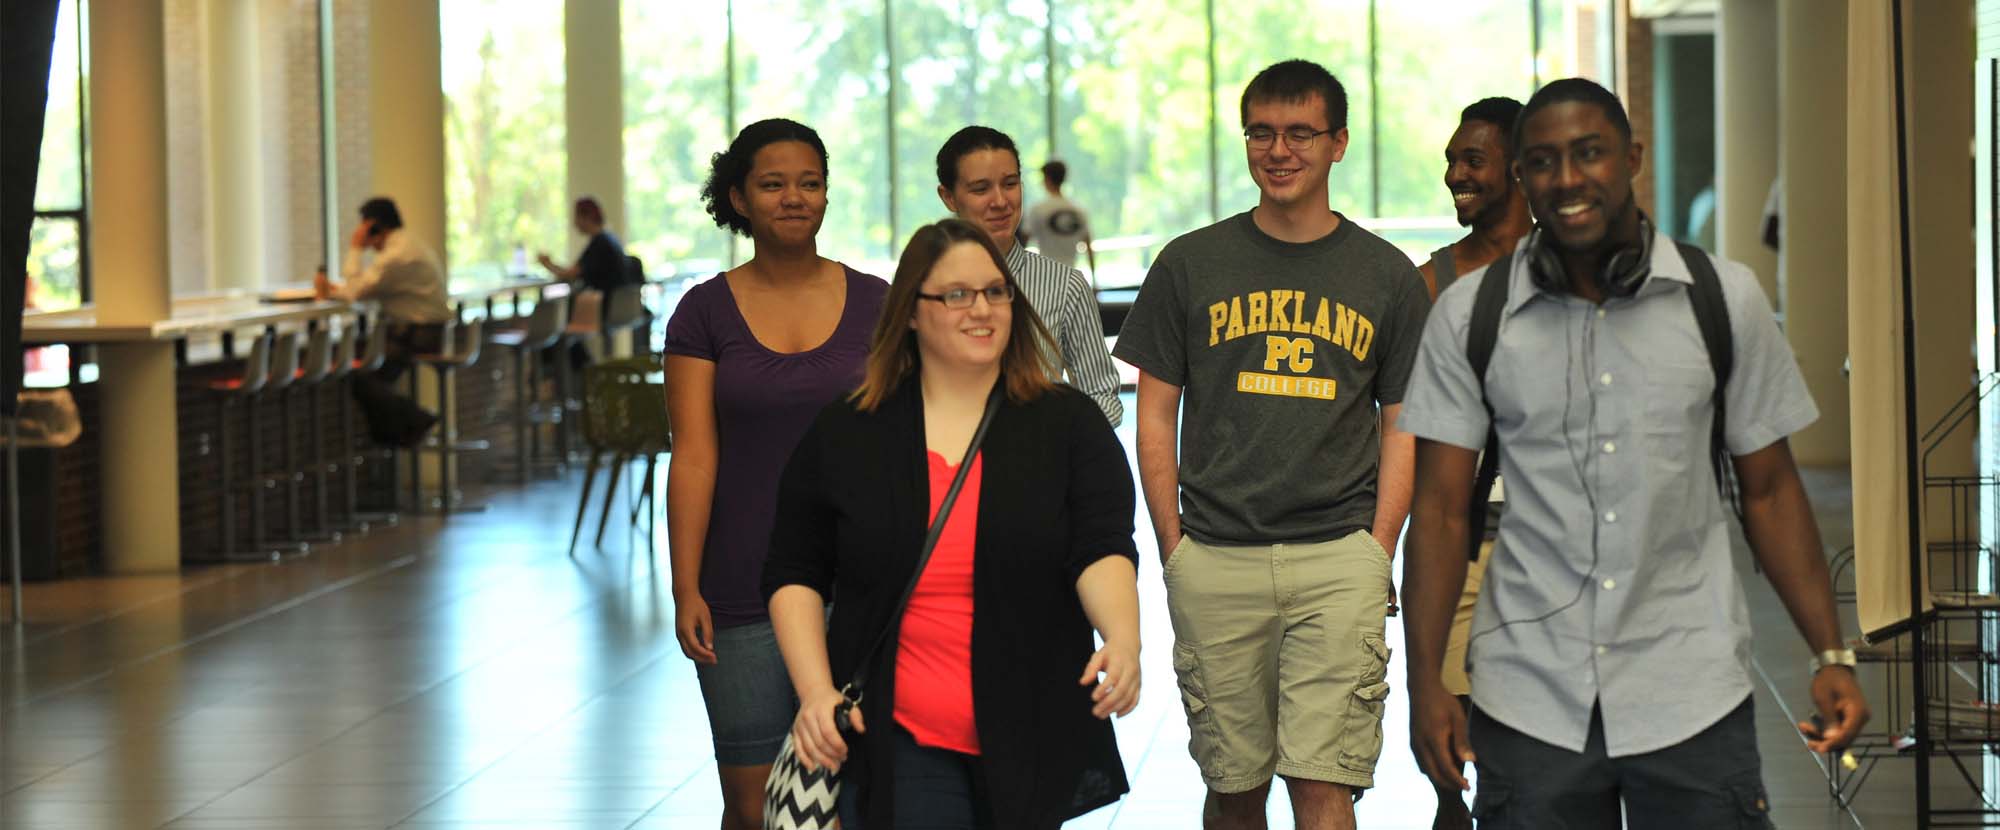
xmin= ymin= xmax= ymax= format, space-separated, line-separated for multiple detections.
xmin=1397 ymin=79 xmax=1867 ymax=828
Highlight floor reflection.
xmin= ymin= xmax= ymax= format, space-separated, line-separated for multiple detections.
xmin=0 ymin=405 xmax=1932 ymax=827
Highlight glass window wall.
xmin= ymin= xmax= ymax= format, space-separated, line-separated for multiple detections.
xmin=441 ymin=0 xmax=567 ymax=281
xmin=1051 ymin=0 xmax=1208 ymax=287
xmin=617 ymin=0 xmax=1609 ymax=282
xmin=734 ymin=0 xmax=893 ymax=271
xmin=622 ymin=2 xmax=731 ymax=278
xmin=32 ymin=0 xmax=86 ymax=312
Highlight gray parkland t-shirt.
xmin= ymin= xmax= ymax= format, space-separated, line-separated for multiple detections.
xmin=1114 ymin=211 xmax=1430 ymax=545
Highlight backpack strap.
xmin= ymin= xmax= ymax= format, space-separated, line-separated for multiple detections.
xmin=1463 ymin=252 xmax=1514 ymax=562
xmin=1676 ymin=240 xmax=1739 ymax=516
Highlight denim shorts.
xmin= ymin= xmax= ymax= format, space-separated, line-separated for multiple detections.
xmin=693 ymin=619 xmax=798 ymax=766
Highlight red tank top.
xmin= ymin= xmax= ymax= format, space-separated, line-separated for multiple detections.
xmin=893 ymin=450 xmax=982 ymax=755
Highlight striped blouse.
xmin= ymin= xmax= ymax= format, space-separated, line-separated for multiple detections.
xmin=1004 ymin=243 xmax=1124 ymax=425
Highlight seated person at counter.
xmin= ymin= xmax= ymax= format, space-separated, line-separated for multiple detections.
xmin=538 ymin=195 xmax=637 ymax=368
xmin=538 ymin=196 xmax=631 ymax=292
xmin=315 ymin=196 xmax=449 ymax=447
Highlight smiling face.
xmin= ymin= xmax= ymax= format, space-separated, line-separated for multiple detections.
xmin=910 ymin=241 xmax=1013 ymax=373
xmin=1514 ymin=100 xmax=1645 ymax=255
xmin=938 ymin=149 xmax=1024 ymax=253
xmin=1445 ymin=120 xmax=1514 ymax=228
xmin=1243 ymin=93 xmax=1347 ymax=210
xmin=729 ymin=140 xmax=828 ymax=247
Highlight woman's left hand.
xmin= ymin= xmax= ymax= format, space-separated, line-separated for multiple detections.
xmin=1079 ymin=641 xmax=1141 ymax=719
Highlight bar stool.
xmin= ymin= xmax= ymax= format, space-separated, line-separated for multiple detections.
xmin=600 ymin=283 xmax=646 ymax=358
xmin=202 ymin=331 xmax=273 ymax=561
xmin=319 ymin=324 xmax=359 ymax=531
xmin=259 ymin=331 xmax=310 ymax=555
xmin=292 ymin=324 xmax=340 ymax=543
xmin=343 ymin=317 xmax=397 ymax=530
xmin=410 ymin=320 xmax=488 ymax=514
xmin=486 ymin=296 xmax=568 ymax=483
xmin=555 ymin=291 xmax=602 ymax=462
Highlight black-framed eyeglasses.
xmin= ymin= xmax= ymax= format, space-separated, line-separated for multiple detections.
xmin=1244 ymin=127 xmax=1333 ymax=151
xmin=917 ymin=284 xmax=1015 ymax=309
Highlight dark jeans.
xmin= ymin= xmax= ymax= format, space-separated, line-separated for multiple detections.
xmin=1468 ymin=697 xmax=1774 ymax=829
xmin=837 ymin=726 xmax=992 ymax=830
xmin=349 ymin=322 xmax=443 ymax=445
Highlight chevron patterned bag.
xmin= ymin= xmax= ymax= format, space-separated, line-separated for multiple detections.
xmin=762 ymin=391 xmax=1000 ymax=830
xmin=764 ymin=729 xmax=842 ymax=829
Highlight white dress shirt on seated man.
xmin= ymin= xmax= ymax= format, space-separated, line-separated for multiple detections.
xmin=340 ymin=228 xmax=452 ymax=325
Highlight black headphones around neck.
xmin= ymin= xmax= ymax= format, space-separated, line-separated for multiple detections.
xmin=1525 ymin=213 xmax=1655 ymax=299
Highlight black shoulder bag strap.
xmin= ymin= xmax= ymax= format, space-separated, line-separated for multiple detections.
xmin=1463 ymin=252 xmax=1514 ymax=562
xmin=835 ymin=387 xmax=1004 ymax=723
xmin=1675 ymin=240 xmax=1738 ymax=517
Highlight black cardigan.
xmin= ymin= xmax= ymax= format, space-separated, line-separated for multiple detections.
xmin=761 ymin=380 xmax=1138 ymax=829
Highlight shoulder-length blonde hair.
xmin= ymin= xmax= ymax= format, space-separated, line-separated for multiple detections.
xmin=851 ymin=219 xmax=1061 ymax=412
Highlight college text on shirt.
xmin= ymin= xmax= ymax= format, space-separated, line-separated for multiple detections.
xmin=1207 ymin=288 xmax=1374 ymax=401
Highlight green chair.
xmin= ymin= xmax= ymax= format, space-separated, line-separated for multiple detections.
xmin=568 ymin=357 xmax=671 ymax=556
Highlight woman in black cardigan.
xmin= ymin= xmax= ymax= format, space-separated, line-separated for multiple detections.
xmin=763 ymin=219 xmax=1142 ymax=829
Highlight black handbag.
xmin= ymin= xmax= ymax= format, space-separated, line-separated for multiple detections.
xmin=763 ymin=389 xmax=1003 ymax=830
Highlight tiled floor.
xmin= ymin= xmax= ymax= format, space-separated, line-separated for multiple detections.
xmin=0 ymin=401 xmax=1968 ymax=827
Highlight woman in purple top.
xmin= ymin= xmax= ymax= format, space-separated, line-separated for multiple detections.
xmin=664 ymin=117 xmax=888 ymax=830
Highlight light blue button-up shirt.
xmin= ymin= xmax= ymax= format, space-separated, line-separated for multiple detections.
xmin=1399 ymin=231 xmax=1818 ymax=756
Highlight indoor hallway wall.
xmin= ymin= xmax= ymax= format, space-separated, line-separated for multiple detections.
xmin=164 ymin=0 xmax=210 ymax=296
xmin=1717 ymin=0 xmax=1779 ymax=306
xmin=1908 ymin=0 xmax=1978 ymax=491
xmin=330 ymin=0 xmax=374 ymax=252
xmin=566 ymin=0 xmax=624 ymax=244
xmin=1779 ymin=0 xmax=1849 ymax=467
xmin=1620 ymin=9 xmax=1660 ymax=219
xmin=1902 ymin=0 xmax=1981 ymax=590
xmin=163 ymin=0 xmax=331 ymax=295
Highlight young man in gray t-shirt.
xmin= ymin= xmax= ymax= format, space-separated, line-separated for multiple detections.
xmin=1113 ymin=60 xmax=1429 ymax=829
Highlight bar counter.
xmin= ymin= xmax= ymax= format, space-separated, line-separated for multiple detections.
xmin=10 ymin=278 xmax=563 ymax=578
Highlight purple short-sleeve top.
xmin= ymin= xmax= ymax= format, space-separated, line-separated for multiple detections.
xmin=663 ymin=266 xmax=888 ymax=628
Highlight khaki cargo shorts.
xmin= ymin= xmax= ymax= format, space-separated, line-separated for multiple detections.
xmin=1441 ymin=544 xmax=1492 ymax=697
xmin=1162 ymin=530 xmax=1393 ymax=793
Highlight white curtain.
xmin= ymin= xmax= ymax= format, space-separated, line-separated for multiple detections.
xmin=1846 ymin=0 xmax=1931 ymax=638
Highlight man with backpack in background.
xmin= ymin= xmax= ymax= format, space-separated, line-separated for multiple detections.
xmin=1395 ymin=78 xmax=1867 ymax=828
xmin=1414 ymin=93 xmax=1532 ymax=830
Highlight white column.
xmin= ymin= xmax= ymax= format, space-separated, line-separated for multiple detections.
xmin=1778 ymin=0 xmax=1849 ymax=467
xmin=566 ymin=0 xmax=631 ymax=356
xmin=1715 ymin=0 xmax=1777 ymax=301
xmin=365 ymin=0 xmax=446 ymax=266
xmin=201 ymin=0 xmax=266 ymax=294
xmin=90 ymin=0 xmax=181 ymax=573
xmin=565 ymin=0 xmax=624 ymax=239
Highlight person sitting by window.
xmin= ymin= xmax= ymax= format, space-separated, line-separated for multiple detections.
xmin=315 ymin=196 xmax=448 ymax=446
xmin=538 ymin=196 xmax=630 ymax=292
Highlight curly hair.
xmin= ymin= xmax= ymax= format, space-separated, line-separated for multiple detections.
xmin=701 ymin=118 xmax=830 ymax=238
